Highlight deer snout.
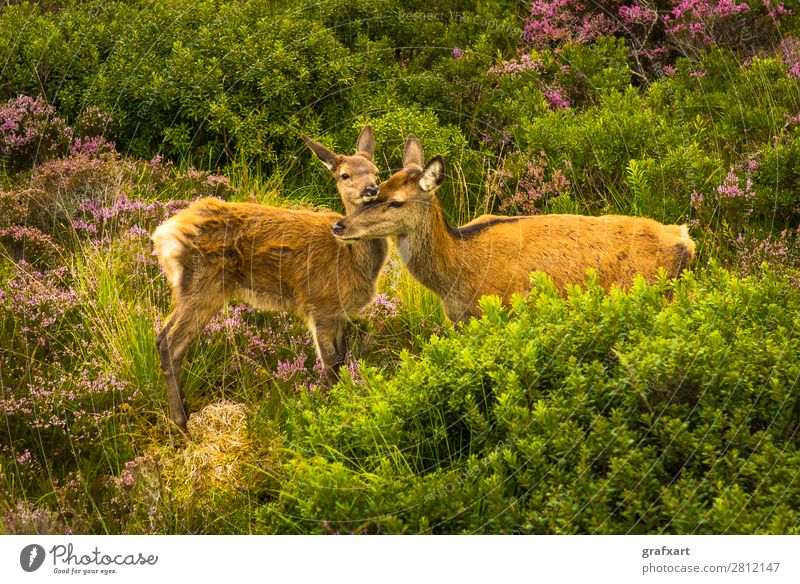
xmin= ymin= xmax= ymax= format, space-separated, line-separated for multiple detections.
xmin=361 ymin=185 xmax=379 ymax=200
xmin=331 ymin=221 xmax=347 ymax=236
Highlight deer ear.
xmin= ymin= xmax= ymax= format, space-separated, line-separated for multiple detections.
xmin=302 ymin=134 xmax=339 ymax=171
xmin=419 ymin=156 xmax=444 ymax=192
xmin=355 ymin=126 xmax=375 ymax=161
xmin=403 ymin=134 xmax=424 ymax=168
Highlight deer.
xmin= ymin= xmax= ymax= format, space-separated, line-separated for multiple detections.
xmin=152 ymin=127 xmax=389 ymax=432
xmin=331 ymin=135 xmax=695 ymax=324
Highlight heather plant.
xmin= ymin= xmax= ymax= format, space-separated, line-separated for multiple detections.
xmin=364 ymin=294 xmax=402 ymax=333
xmin=489 ymin=151 xmax=572 ymax=214
xmin=0 ymin=225 xmax=63 ymax=267
xmin=663 ymin=0 xmax=787 ymax=57
xmin=0 ymin=498 xmax=74 ymax=535
xmin=0 ymin=262 xmax=82 ymax=361
xmin=74 ymin=106 xmax=114 ymax=140
xmin=0 ymin=466 xmax=95 ymax=535
xmin=733 ymin=228 xmax=800 ymax=282
xmin=524 ymin=0 xmax=623 ymax=49
xmin=70 ymin=136 xmax=116 ymax=158
xmin=25 ymin=149 xmax=136 ymax=233
xmin=0 ymin=190 xmax=29 ymax=227
xmin=0 ymin=95 xmax=72 ymax=171
xmin=489 ymin=36 xmax=631 ymax=113
xmin=147 ymin=164 xmax=235 ymax=201
xmin=71 ymin=194 xmax=188 ymax=244
xmin=523 ymin=0 xmax=791 ymax=76
xmin=1 ymin=367 xmax=137 ymax=457
xmin=6 ymin=147 xmax=232 ymax=244
xmin=189 ymin=303 xmax=320 ymax=401
xmin=363 ymin=255 xmax=448 ymax=358
xmin=102 ymin=453 xmax=166 ymax=534
xmin=715 ymin=165 xmax=756 ymax=218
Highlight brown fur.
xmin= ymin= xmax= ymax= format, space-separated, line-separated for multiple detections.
xmin=152 ymin=128 xmax=388 ymax=431
xmin=333 ymin=135 xmax=695 ymax=324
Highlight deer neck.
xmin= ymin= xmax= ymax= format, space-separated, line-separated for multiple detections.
xmin=349 ymin=236 xmax=390 ymax=279
xmin=341 ymin=200 xmax=390 ymax=278
xmin=394 ymin=196 xmax=462 ymax=297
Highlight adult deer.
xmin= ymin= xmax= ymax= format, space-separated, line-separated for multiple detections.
xmin=331 ymin=135 xmax=694 ymax=324
xmin=152 ymin=127 xmax=388 ymax=431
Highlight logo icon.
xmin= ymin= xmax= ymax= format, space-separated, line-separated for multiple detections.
xmin=20 ymin=544 xmax=46 ymax=572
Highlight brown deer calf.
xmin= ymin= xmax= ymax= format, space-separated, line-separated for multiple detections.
xmin=332 ymin=135 xmax=695 ymax=324
xmin=152 ymin=127 xmax=388 ymax=431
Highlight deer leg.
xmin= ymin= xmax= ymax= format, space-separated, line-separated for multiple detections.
xmin=309 ymin=316 xmax=349 ymax=382
xmin=156 ymin=300 xmax=221 ymax=432
xmin=443 ymin=299 xmax=472 ymax=329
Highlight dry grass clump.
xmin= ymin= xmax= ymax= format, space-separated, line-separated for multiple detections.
xmin=100 ymin=401 xmax=281 ymax=533
xmin=160 ymin=401 xmax=271 ymax=498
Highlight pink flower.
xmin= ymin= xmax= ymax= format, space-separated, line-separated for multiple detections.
xmin=524 ymin=0 xmax=619 ymax=47
xmin=619 ymin=3 xmax=658 ymax=26
xmin=494 ymin=152 xmax=571 ymax=215
xmin=0 ymin=95 xmax=72 ymax=169
xmin=275 ymin=355 xmax=307 ymax=381
xmin=70 ymin=136 xmax=116 ymax=158
xmin=488 ymin=54 xmax=542 ymax=77
xmin=690 ymin=190 xmax=704 ymax=209
xmin=544 ymin=86 xmax=571 ymax=110
xmin=717 ymin=169 xmax=755 ymax=201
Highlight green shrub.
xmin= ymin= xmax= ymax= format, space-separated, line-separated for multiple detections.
xmin=259 ymin=266 xmax=800 ymax=534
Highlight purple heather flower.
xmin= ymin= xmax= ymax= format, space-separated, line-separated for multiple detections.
xmin=544 ymin=87 xmax=571 ymax=110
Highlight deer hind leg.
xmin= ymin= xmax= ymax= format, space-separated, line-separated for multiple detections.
xmin=308 ymin=315 xmax=349 ymax=382
xmin=156 ymin=297 xmax=223 ymax=432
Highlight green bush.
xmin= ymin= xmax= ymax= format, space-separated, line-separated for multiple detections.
xmin=0 ymin=0 xmax=525 ymax=170
xmin=518 ymin=88 xmax=700 ymax=217
xmin=259 ymin=267 xmax=800 ymax=534
xmin=509 ymin=47 xmax=800 ymax=238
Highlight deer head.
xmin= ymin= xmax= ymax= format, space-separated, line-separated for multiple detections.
xmin=331 ymin=135 xmax=444 ymax=240
xmin=302 ymin=126 xmax=380 ymax=214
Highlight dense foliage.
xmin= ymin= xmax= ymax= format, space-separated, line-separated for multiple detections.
xmin=265 ymin=269 xmax=800 ymax=534
xmin=0 ymin=0 xmax=798 ymax=534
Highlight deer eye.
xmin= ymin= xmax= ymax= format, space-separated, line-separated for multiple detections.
xmin=340 ymin=173 xmax=350 ymax=180
xmin=388 ymin=201 xmax=404 ymax=208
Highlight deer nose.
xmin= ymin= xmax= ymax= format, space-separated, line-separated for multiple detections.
xmin=363 ymin=185 xmax=379 ymax=198
xmin=331 ymin=222 xmax=346 ymax=236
